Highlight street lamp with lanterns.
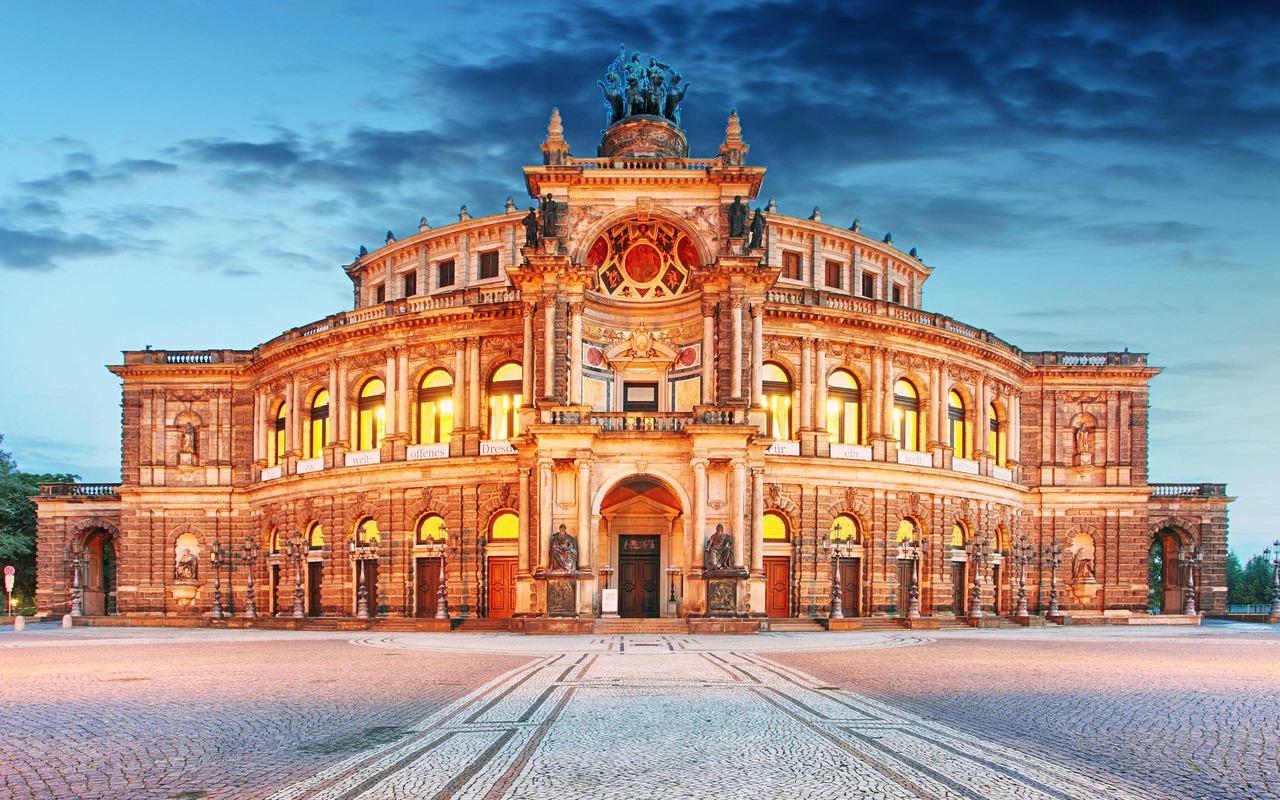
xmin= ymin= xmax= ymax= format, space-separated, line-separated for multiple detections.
xmin=1268 ymin=540 xmax=1280 ymax=619
xmin=823 ymin=521 xmax=859 ymax=620
xmin=1011 ymin=533 xmax=1035 ymax=619
xmin=349 ymin=527 xmax=380 ymax=619
xmin=241 ymin=536 xmax=261 ymax=619
xmin=421 ymin=521 xmax=450 ymax=621
xmin=282 ymin=534 xmax=306 ymax=618
xmin=1183 ymin=546 xmax=1204 ymax=616
xmin=62 ymin=543 xmax=84 ymax=617
xmin=966 ymin=533 xmax=992 ymax=620
xmin=1043 ymin=539 xmax=1065 ymax=618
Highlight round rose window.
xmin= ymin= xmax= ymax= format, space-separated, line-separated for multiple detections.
xmin=586 ymin=219 xmax=699 ymax=300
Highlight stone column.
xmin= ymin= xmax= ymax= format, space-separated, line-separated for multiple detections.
xmin=692 ymin=459 xmax=708 ymax=568
xmin=815 ymin=343 xmax=828 ymax=438
xmin=869 ymin=347 xmax=883 ymax=438
xmin=522 ymin=304 xmax=534 ymax=403
xmin=731 ymin=459 xmax=746 ymax=568
xmin=730 ymin=297 xmax=743 ymax=400
xmin=398 ymin=348 xmax=410 ymax=437
xmin=543 ymin=293 xmax=556 ymax=399
xmin=973 ymin=373 xmax=986 ymax=458
xmin=751 ymin=303 xmax=765 ymax=408
xmin=537 ymin=458 xmax=554 ymax=570
xmin=800 ymin=338 xmax=813 ymax=430
xmin=289 ymin=378 xmax=301 ymax=457
xmin=468 ymin=339 xmax=481 ymax=429
xmin=1106 ymin=390 xmax=1119 ymax=465
xmin=337 ymin=359 xmax=349 ymax=445
xmin=568 ymin=301 xmax=583 ymax=405
xmin=1009 ymin=391 xmax=1021 ymax=464
xmin=252 ymin=390 xmax=262 ymax=462
xmin=701 ymin=299 xmax=716 ymax=405
xmin=518 ymin=467 xmax=531 ymax=572
xmin=751 ymin=467 xmax=764 ymax=573
xmin=384 ymin=350 xmax=398 ymax=436
xmin=576 ymin=458 xmax=592 ymax=567
xmin=327 ymin=361 xmax=339 ymax=446
xmin=453 ymin=340 xmax=467 ymax=431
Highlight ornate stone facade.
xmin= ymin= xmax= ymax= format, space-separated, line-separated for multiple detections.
xmin=34 ymin=66 xmax=1231 ymax=625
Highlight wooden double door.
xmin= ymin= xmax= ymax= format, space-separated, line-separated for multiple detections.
xmin=415 ymin=557 xmax=442 ymax=618
xmin=488 ymin=556 xmax=518 ymax=619
xmin=618 ymin=536 xmax=660 ymax=618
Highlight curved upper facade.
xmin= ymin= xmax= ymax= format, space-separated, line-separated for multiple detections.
xmin=34 ymin=55 xmax=1231 ymax=628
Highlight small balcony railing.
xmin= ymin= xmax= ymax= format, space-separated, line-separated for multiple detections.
xmin=38 ymin=483 xmax=121 ymax=498
xmin=1149 ymin=483 xmax=1228 ymax=498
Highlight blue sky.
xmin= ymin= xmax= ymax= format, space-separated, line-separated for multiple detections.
xmin=1 ymin=1 xmax=1276 ymax=555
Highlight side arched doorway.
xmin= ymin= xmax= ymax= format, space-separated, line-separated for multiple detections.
xmin=1150 ymin=528 xmax=1187 ymax=614
xmin=600 ymin=477 xmax=682 ymax=618
xmin=81 ymin=529 xmax=117 ymax=615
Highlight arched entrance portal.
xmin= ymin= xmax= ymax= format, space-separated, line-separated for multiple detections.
xmin=600 ymin=477 xmax=682 ymax=618
xmin=1150 ymin=528 xmax=1188 ymax=614
xmin=81 ymin=529 xmax=117 ymax=615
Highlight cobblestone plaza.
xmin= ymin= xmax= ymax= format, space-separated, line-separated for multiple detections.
xmin=2 ymin=623 xmax=1276 ymax=799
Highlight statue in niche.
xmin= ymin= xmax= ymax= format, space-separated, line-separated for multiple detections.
xmin=179 ymin=423 xmax=197 ymax=456
xmin=705 ymin=523 xmax=734 ymax=571
xmin=550 ymin=524 xmax=579 ymax=573
xmin=727 ymin=196 xmax=748 ymax=238
xmin=522 ymin=208 xmax=540 ymax=248
xmin=175 ymin=548 xmax=198 ymax=582
xmin=748 ymin=208 xmax=766 ymax=250
xmin=1074 ymin=426 xmax=1092 ymax=455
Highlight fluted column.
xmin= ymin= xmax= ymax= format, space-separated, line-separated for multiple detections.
xmin=1009 ymin=391 xmax=1021 ymax=464
xmin=537 ymin=457 xmax=554 ymax=570
xmin=701 ymin=299 xmax=716 ymax=405
xmin=518 ymin=466 xmax=531 ymax=572
xmin=931 ymin=360 xmax=944 ymax=450
xmin=800 ymin=338 xmax=813 ymax=430
xmin=692 ymin=459 xmax=708 ymax=568
xmin=751 ymin=303 xmax=764 ymax=407
xmin=751 ymin=467 xmax=764 ymax=573
xmin=522 ymin=304 xmax=534 ymax=403
xmin=730 ymin=297 xmax=743 ymax=400
xmin=973 ymin=373 xmax=986 ymax=458
xmin=453 ymin=340 xmax=467 ymax=430
xmin=543 ymin=293 xmax=556 ymax=399
xmin=731 ymin=459 xmax=746 ymax=569
xmin=569 ymin=301 xmax=583 ymax=405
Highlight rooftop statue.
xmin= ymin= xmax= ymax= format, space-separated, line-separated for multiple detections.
xmin=598 ymin=45 xmax=691 ymax=130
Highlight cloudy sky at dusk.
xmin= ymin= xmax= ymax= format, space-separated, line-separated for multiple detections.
xmin=1 ymin=1 xmax=1276 ymax=554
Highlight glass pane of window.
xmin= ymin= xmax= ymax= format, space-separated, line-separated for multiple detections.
xmin=479 ymin=251 xmax=499 ymax=280
xmin=896 ymin=519 xmax=918 ymax=543
xmin=763 ymin=513 xmax=788 ymax=540
xmin=355 ymin=518 xmax=380 ymax=544
xmin=438 ymin=260 xmax=455 ymax=287
xmin=831 ymin=515 xmax=858 ymax=542
xmin=490 ymin=511 xmax=518 ymax=540
xmin=308 ymin=523 xmax=324 ymax=549
xmin=416 ymin=514 xmax=446 ymax=543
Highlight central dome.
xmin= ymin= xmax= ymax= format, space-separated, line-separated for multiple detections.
xmin=598 ymin=115 xmax=689 ymax=159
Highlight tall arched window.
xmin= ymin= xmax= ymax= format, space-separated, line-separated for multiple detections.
xmin=830 ymin=514 xmax=860 ymax=542
xmin=417 ymin=370 xmax=454 ymax=445
xmin=307 ymin=522 xmax=324 ymax=550
xmin=489 ymin=511 xmax=519 ymax=541
xmin=892 ymin=379 xmax=921 ymax=451
xmin=271 ymin=402 xmax=287 ymax=466
xmin=415 ymin=513 xmax=447 ymax=544
xmin=896 ymin=518 xmax=921 ymax=543
xmin=989 ymin=403 xmax=1006 ymax=466
xmin=354 ymin=517 xmax=381 ymax=545
xmin=948 ymin=390 xmax=968 ymax=458
xmin=308 ymin=390 xmax=329 ymax=459
xmin=826 ymin=370 xmax=862 ymax=444
xmin=762 ymin=362 xmax=793 ymax=440
xmin=356 ymin=378 xmax=385 ymax=451
xmin=487 ymin=364 xmax=523 ymax=441
xmin=763 ymin=511 xmax=790 ymax=541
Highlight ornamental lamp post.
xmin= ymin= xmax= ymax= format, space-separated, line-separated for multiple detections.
xmin=349 ymin=529 xmax=379 ymax=620
xmin=424 ymin=522 xmax=450 ymax=621
xmin=1184 ymin=546 xmax=1204 ymax=616
xmin=1012 ymin=534 xmax=1035 ymax=619
xmin=63 ymin=544 xmax=84 ymax=617
xmin=666 ymin=564 xmax=681 ymax=604
xmin=966 ymin=534 xmax=991 ymax=620
xmin=896 ymin=536 xmax=923 ymax=619
xmin=1043 ymin=539 xmax=1065 ymax=618
xmin=823 ymin=522 xmax=856 ymax=620
xmin=208 ymin=538 xmax=226 ymax=619
xmin=241 ymin=537 xmax=261 ymax=619
xmin=1269 ymin=541 xmax=1280 ymax=618
xmin=283 ymin=534 xmax=306 ymax=618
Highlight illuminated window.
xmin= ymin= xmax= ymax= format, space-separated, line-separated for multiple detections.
xmin=781 ymin=251 xmax=802 ymax=280
xmin=271 ymin=402 xmax=287 ymax=466
xmin=269 ymin=529 xmax=280 ymax=554
xmin=830 ymin=514 xmax=860 ymax=542
xmin=950 ymin=523 xmax=967 ymax=549
xmin=763 ymin=511 xmax=789 ymax=541
xmin=948 ymin=390 xmax=968 ymax=459
xmin=308 ymin=390 xmax=329 ymax=459
xmin=417 ymin=370 xmax=454 ymax=445
xmin=825 ymin=370 xmax=862 ymax=444
xmin=356 ymin=378 xmax=385 ymax=451
xmin=478 ymin=251 xmax=500 ymax=280
xmin=763 ymin=362 xmax=792 ymax=440
xmin=989 ymin=403 xmax=1006 ymax=467
xmin=354 ymin=517 xmax=380 ymax=545
xmin=415 ymin=513 xmax=447 ymax=544
xmin=896 ymin=518 xmax=920 ymax=543
xmin=487 ymin=363 xmax=523 ymax=441
xmin=892 ymin=379 xmax=921 ymax=451
xmin=307 ymin=522 xmax=324 ymax=550
xmin=490 ymin=511 xmax=518 ymax=541
xmin=825 ymin=260 xmax=843 ymax=289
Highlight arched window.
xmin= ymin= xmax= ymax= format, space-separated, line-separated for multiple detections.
xmin=415 ymin=513 xmax=447 ymax=544
xmin=950 ymin=523 xmax=967 ymax=549
xmin=988 ymin=403 xmax=1006 ymax=467
xmin=892 ymin=379 xmax=921 ymax=451
xmin=762 ymin=362 xmax=793 ymax=440
xmin=354 ymin=517 xmax=380 ymax=545
xmin=271 ymin=402 xmax=287 ymax=466
xmin=896 ymin=518 xmax=920 ymax=543
xmin=487 ymin=364 xmax=523 ymax=441
xmin=417 ymin=370 xmax=454 ymax=445
xmin=269 ymin=529 xmax=280 ymax=554
xmin=308 ymin=390 xmax=329 ymax=459
xmin=356 ymin=378 xmax=385 ymax=451
xmin=307 ymin=522 xmax=324 ymax=550
xmin=763 ymin=511 xmax=790 ymax=541
xmin=489 ymin=511 xmax=519 ymax=541
xmin=830 ymin=514 xmax=860 ymax=543
xmin=948 ymin=390 xmax=968 ymax=458
xmin=826 ymin=370 xmax=862 ymax=444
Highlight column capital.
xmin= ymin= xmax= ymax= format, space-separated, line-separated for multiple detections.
xmin=690 ymin=457 xmax=709 ymax=471
xmin=750 ymin=302 xmax=764 ymax=319
xmin=568 ymin=301 xmax=584 ymax=316
xmin=702 ymin=298 xmax=718 ymax=317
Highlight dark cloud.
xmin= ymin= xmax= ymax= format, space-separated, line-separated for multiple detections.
xmin=18 ymin=156 xmax=179 ymax=196
xmin=0 ymin=225 xmax=116 ymax=271
xmin=1082 ymin=220 xmax=1213 ymax=246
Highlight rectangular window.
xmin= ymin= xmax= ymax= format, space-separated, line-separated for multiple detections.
xmin=825 ymin=260 xmax=843 ymax=289
xmin=781 ymin=251 xmax=802 ymax=280
xmin=438 ymin=260 xmax=455 ymax=288
xmin=403 ymin=272 xmax=417 ymax=297
xmin=479 ymin=251 xmax=499 ymax=280
xmin=891 ymin=284 xmax=902 ymax=304
xmin=375 ymin=284 xmax=386 ymax=304
xmin=861 ymin=273 xmax=875 ymax=298
xmin=623 ymin=382 xmax=659 ymax=412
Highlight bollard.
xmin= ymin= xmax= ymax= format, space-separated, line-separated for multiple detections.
xmin=13 ymin=615 xmax=24 ymax=631
xmin=62 ymin=614 xmax=72 ymax=628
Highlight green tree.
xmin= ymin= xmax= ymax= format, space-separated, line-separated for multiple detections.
xmin=1226 ymin=550 xmax=1244 ymax=605
xmin=0 ymin=435 xmax=78 ymax=611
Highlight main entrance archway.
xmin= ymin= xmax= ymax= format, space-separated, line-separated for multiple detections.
xmin=600 ymin=477 xmax=682 ymax=618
